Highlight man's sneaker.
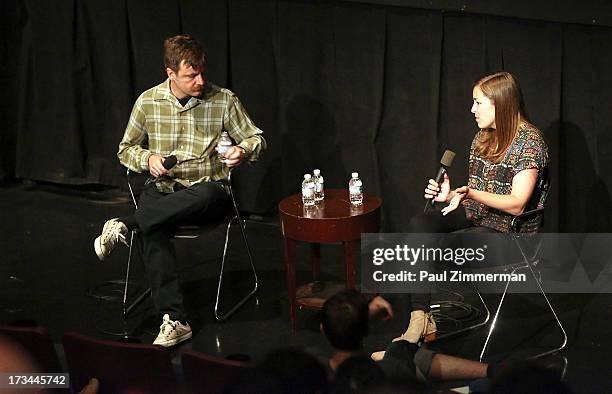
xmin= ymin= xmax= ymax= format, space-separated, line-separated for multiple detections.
xmin=153 ymin=314 xmax=192 ymax=347
xmin=93 ymin=218 xmax=128 ymax=261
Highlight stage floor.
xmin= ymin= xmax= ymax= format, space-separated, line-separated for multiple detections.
xmin=1 ymin=181 xmax=610 ymax=392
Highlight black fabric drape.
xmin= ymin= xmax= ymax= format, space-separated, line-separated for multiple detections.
xmin=2 ymin=0 xmax=611 ymax=232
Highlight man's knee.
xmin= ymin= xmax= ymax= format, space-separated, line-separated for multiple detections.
xmin=188 ymin=182 xmax=230 ymax=210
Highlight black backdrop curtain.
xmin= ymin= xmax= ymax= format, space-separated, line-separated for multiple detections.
xmin=1 ymin=0 xmax=611 ymax=232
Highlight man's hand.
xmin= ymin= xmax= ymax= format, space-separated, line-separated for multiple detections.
xmin=368 ymin=296 xmax=393 ymax=320
xmin=148 ymin=154 xmax=169 ymax=177
xmin=223 ymin=146 xmax=246 ymax=168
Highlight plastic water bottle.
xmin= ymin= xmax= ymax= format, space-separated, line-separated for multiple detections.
xmin=313 ymin=169 xmax=324 ymax=203
xmin=349 ymin=172 xmax=363 ymax=206
xmin=216 ymin=131 xmax=233 ymax=162
xmin=302 ymin=174 xmax=315 ymax=206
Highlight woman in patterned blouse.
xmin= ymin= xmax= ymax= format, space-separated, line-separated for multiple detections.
xmin=429 ymin=71 xmax=549 ymax=233
xmin=388 ymin=72 xmax=549 ymax=350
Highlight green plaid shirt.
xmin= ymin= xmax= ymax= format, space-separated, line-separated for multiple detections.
xmin=118 ymin=79 xmax=266 ymax=193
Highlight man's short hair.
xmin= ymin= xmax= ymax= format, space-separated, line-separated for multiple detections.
xmin=163 ymin=34 xmax=207 ymax=72
xmin=321 ymin=289 xmax=369 ymax=351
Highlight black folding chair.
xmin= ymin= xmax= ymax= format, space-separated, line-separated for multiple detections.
xmin=122 ymin=168 xmax=258 ymax=323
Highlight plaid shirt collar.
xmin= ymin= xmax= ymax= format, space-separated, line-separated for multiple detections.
xmin=152 ymin=79 xmax=215 ymax=110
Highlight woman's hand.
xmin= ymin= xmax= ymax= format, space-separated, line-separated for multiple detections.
xmin=441 ymin=185 xmax=469 ymax=216
xmin=424 ymin=173 xmax=451 ymax=203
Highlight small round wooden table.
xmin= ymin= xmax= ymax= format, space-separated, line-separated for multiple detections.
xmin=278 ymin=189 xmax=382 ymax=330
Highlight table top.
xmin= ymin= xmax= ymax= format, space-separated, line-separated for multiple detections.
xmin=278 ymin=188 xmax=381 ymax=219
xmin=278 ymin=189 xmax=382 ymax=243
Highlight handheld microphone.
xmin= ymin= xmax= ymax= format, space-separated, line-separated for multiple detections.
xmin=163 ymin=155 xmax=177 ymax=170
xmin=424 ymin=150 xmax=455 ymax=213
xmin=146 ymin=155 xmax=178 ymax=186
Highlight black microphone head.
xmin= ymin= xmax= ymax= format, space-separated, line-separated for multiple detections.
xmin=440 ymin=150 xmax=455 ymax=168
xmin=163 ymin=155 xmax=177 ymax=170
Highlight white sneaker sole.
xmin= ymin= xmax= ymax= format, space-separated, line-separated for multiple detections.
xmin=93 ymin=237 xmax=105 ymax=261
xmin=153 ymin=330 xmax=193 ymax=347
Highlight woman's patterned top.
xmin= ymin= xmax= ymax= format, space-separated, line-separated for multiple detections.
xmin=462 ymin=124 xmax=549 ymax=233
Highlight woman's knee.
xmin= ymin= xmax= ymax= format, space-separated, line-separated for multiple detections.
xmin=408 ymin=211 xmax=445 ymax=233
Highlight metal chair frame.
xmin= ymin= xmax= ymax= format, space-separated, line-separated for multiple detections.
xmin=123 ymin=168 xmax=258 ymax=322
xmin=477 ymin=210 xmax=568 ymax=361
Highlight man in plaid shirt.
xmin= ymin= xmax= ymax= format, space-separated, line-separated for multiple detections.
xmin=93 ymin=35 xmax=266 ymax=347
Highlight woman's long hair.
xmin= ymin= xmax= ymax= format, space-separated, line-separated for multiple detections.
xmin=473 ymin=72 xmax=531 ymax=163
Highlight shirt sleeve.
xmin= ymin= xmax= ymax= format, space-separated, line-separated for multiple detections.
xmin=514 ymin=133 xmax=547 ymax=174
xmin=223 ymin=93 xmax=267 ymax=161
xmin=117 ymin=95 xmax=152 ymax=172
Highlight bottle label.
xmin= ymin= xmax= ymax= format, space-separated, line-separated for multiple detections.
xmin=315 ymin=182 xmax=323 ymax=193
xmin=349 ymin=185 xmax=362 ymax=194
xmin=303 ymin=187 xmax=314 ymax=197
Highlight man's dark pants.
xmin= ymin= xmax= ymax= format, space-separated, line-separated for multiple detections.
xmin=134 ymin=181 xmax=230 ymax=322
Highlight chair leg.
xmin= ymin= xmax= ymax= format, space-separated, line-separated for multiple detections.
xmin=214 ymin=215 xmax=258 ymax=321
xmin=479 ymin=235 xmax=568 ymax=361
xmin=515 ymin=234 xmax=567 ymax=360
xmin=123 ymin=230 xmax=151 ymax=319
xmin=524 ymin=259 xmax=568 ymax=360
xmin=479 ymin=266 xmax=518 ymax=362
xmin=122 ymin=231 xmax=136 ymax=319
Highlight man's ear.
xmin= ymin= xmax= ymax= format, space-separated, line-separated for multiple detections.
xmin=166 ymin=67 xmax=176 ymax=80
xmin=319 ymin=322 xmax=324 ymax=334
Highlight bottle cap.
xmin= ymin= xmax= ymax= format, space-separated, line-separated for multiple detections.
xmin=313 ymin=169 xmax=320 ymax=175
xmin=304 ymin=174 xmax=312 ymax=179
xmin=352 ymin=172 xmax=358 ymax=178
